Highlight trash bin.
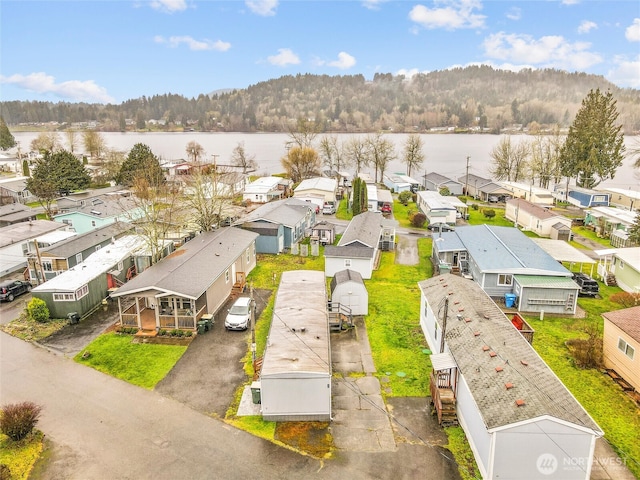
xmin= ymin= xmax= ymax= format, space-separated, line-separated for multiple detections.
xmin=201 ymin=314 xmax=214 ymax=331
xmin=504 ymin=293 xmax=516 ymax=308
xmin=197 ymin=320 xmax=207 ymax=334
xmin=250 ymin=381 xmax=261 ymax=404
xmin=67 ymin=312 xmax=80 ymax=324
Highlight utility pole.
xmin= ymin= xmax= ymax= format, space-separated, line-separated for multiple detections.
xmin=250 ymin=284 xmax=256 ymax=364
xmin=440 ymin=296 xmax=449 ymax=354
xmin=33 ymin=239 xmax=45 ymax=285
xmin=464 ymin=156 xmax=470 ymax=197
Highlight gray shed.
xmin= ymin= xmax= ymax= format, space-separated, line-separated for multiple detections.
xmin=330 ymin=269 xmax=368 ymax=316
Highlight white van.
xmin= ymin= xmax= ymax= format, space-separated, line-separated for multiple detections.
xmin=224 ymin=297 xmax=252 ymax=330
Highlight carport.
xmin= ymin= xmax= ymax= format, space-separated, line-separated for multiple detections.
xmin=530 ymin=238 xmax=596 ymax=276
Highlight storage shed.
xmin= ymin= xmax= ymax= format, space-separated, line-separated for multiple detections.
xmin=259 ymin=270 xmax=331 ymax=421
xmin=330 ymin=269 xmax=368 ymax=316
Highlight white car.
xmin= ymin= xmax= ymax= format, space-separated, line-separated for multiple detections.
xmin=224 ymin=297 xmax=252 ymax=330
xmin=322 ymin=204 xmax=336 ymax=215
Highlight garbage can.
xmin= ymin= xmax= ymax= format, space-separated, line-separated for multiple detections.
xmin=504 ymin=293 xmax=516 ymax=308
xmin=67 ymin=312 xmax=80 ymax=324
xmin=250 ymin=381 xmax=261 ymax=404
xmin=197 ymin=320 xmax=207 ymax=334
xmin=201 ymin=314 xmax=214 ymax=331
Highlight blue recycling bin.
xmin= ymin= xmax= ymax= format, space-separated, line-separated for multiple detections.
xmin=504 ymin=293 xmax=516 ymax=308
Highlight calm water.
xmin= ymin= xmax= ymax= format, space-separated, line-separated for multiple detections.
xmin=12 ymin=131 xmax=640 ymax=189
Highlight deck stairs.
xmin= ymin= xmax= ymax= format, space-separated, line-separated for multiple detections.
xmin=327 ymin=302 xmax=353 ymax=332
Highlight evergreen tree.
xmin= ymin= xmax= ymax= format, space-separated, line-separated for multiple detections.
xmin=559 ymin=89 xmax=625 ymax=188
xmin=116 ymin=143 xmax=164 ymax=186
xmin=352 ymin=177 xmax=361 ymax=215
xmin=22 ymin=159 xmax=29 ymax=177
xmin=0 ymin=116 xmax=16 ymax=150
xmin=27 ymin=150 xmax=91 ymax=218
xmin=628 ymin=211 xmax=640 ymax=246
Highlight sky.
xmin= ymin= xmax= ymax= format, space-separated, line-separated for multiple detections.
xmin=1 ymin=0 xmax=639 ymax=105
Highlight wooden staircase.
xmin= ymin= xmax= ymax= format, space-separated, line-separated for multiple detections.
xmin=430 ymin=371 xmax=458 ymax=427
xmin=604 ymin=274 xmax=618 ymax=286
xmin=232 ymin=272 xmax=247 ymax=298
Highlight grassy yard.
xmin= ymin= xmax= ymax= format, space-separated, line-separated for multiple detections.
xmin=0 ymin=315 xmax=67 ymax=342
xmin=74 ymin=333 xmax=187 ymax=389
xmin=571 ymin=225 xmax=612 ymax=247
xmin=466 ymin=205 xmax=513 ymax=227
xmin=0 ymin=431 xmax=44 ymax=480
xmin=522 ymin=284 xmax=640 ymax=479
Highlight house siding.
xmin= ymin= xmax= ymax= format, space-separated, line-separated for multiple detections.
xmin=325 ymin=257 xmax=372 ymax=279
xmin=612 ymin=259 xmax=640 ymax=293
xmin=603 ymin=322 xmax=639 ymax=391
xmin=514 ymin=283 xmax=577 ymax=315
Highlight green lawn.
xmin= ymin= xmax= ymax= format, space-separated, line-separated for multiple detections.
xmin=571 ymin=225 xmax=612 ymax=247
xmin=466 ymin=205 xmax=513 ymax=227
xmin=75 ymin=333 xmax=187 ymax=389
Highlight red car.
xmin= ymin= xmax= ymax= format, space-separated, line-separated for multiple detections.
xmin=381 ymin=204 xmax=392 ymax=215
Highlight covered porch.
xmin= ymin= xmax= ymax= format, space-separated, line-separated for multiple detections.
xmin=117 ymin=291 xmax=207 ymax=331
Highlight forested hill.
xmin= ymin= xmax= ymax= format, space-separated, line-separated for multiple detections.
xmin=2 ymin=66 xmax=639 ymax=134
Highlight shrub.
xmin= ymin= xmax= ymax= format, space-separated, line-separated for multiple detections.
xmin=158 ymin=329 xmax=167 ymax=336
xmin=26 ymin=298 xmax=49 ymax=323
xmin=610 ymin=291 xmax=640 ymax=307
xmin=410 ymin=212 xmax=427 ymax=228
xmin=471 ymin=203 xmax=479 ymax=210
xmin=0 ymin=402 xmax=42 ymax=441
xmin=184 ymin=331 xmax=193 ymax=337
xmin=482 ymin=208 xmax=496 ymax=219
xmin=398 ymin=191 xmax=412 ymax=206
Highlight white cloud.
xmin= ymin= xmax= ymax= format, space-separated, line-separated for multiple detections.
xmin=505 ymin=7 xmax=521 ymax=21
xmin=154 ymin=35 xmax=231 ymax=51
xmin=607 ymin=55 xmax=640 ymax=88
xmin=362 ymin=0 xmax=387 ymax=10
xmin=0 ymin=72 xmax=114 ymax=104
xmin=267 ymin=48 xmax=300 ymax=66
xmin=626 ymin=18 xmax=640 ymax=42
xmin=577 ymin=20 xmax=597 ymax=34
xmin=561 ymin=0 xmax=580 ymax=5
xmin=395 ymin=68 xmax=430 ymax=78
xmin=482 ymin=32 xmax=602 ymax=70
xmin=409 ymin=0 xmax=486 ymax=30
xmin=246 ymin=0 xmax=278 ymax=16
xmin=327 ymin=52 xmax=356 ymax=69
xmin=149 ymin=0 xmax=187 ymax=13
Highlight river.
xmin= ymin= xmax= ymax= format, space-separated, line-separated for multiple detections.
xmin=12 ymin=131 xmax=640 ymax=189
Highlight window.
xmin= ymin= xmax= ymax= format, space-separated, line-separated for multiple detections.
xmin=118 ymin=261 xmax=124 ymax=271
xmin=617 ymin=338 xmax=635 ymax=360
xmin=21 ymin=242 xmax=29 ymax=255
xmin=344 ymin=259 xmax=352 ymax=267
xmin=498 ymin=274 xmax=512 ymax=286
xmin=225 ymin=269 xmax=229 ymax=283
xmin=95 ymin=245 xmax=101 ymax=252
xmin=91 ymin=220 xmax=96 ymax=227
xmin=53 ymin=293 xmax=75 ymax=302
xmin=75 ymin=284 xmax=89 ymax=300
xmin=42 ymin=261 xmax=53 ymax=272
xmin=62 ymin=219 xmax=73 ymax=226
xmin=75 ymin=253 xmax=83 ymax=264
xmin=246 ymin=248 xmax=250 ymax=263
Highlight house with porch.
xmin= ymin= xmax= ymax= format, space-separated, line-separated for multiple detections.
xmin=419 ymin=275 xmax=602 ymax=480
xmin=499 ymin=181 xmax=554 ymax=206
xmin=584 ymin=206 xmax=636 ymax=247
xmin=599 ymin=187 xmax=640 ymax=211
xmin=324 ymin=211 xmax=395 ymax=279
xmin=553 ymin=185 xmax=610 ymax=208
xmin=431 ymin=225 xmax=579 ymax=314
xmin=416 ymin=191 xmax=458 ymax=225
xmin=293 ymin=177 xmax=337 ymax=211
xmin=505 ymin=198 xmax=572 ymax=239
xmin=110 ymin=227 xmax=259 ymax=332
xmin=0 ymin=177 xmax=34 ymax=205
xmin=31 ymin=235 xmax=146 ymax=319
xmin=608 ymin=247 xmax=640 ymax=293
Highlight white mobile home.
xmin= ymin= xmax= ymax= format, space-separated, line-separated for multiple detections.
xmin=259 ymin=270 xmax=331 ymax=421
xmin=419 ymin=275 xmax=602 ymax=480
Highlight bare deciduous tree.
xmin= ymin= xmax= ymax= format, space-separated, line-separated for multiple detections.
xmin=345 ymin=137 xmax=370 ymax=177
xmin=186 ymin=141 xmax=205 ymax=164
xmin=183 ymin=165 xmax=238 ymax=232
xmin=366 ymin=133 xmax=396 ymax=183
xmin=30 ymin=132 xmax=61 ymax=154
xmin=83 ymin=130 xmax=106 ymax=163
xmin=402 ymin=134 xmax=424 ymax=177
xmin=286 ymin=117 xmax=320 ymax=149
xmin=281 ymin=146 xmax=321 ymax=183
xmin=231 ymin=141 xmax=257 ymax=173
xmin=489 ymin=136 xmax=530 ymax=182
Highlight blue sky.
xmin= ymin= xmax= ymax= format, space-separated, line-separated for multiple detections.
xmin=1 ymin=0 xmax=639 ymax=104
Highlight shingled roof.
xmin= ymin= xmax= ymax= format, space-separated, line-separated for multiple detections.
xmin=419 ymin=274 xmax=601 ymax=433
xmin=602 ymin=306 xmax=640 ymax=343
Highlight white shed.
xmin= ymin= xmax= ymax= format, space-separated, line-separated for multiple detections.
xmin=419 ymin=275 xmax=602 ymax=480
xmin=330 ymin=269 xmax=368 ymax=316
xmin=259 ymin=270 xmax=331 ymax=422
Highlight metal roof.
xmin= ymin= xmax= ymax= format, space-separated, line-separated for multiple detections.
xmin=0 ymin=220 xmax=66 ymax=248
xmin=294 ymin=177 xmax=337 ymax=193
xmin=455 ymin=225 xmax=570 ymax=275
xmin=419 ymin=274 xmax=601 ymax=433
xmin=530 ymin=238 xmax=596 ymax=265
xmin=39 ymin=222 xmax=133 ymax=258
xmin=513 ymin=275 xmax=579 ymax=289
xmin=261 ymin=270 xmax=330 ymax=377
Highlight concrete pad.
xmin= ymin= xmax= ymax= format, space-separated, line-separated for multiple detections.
xmin=237 ymin=385 xmax=262 ymax=416
xmin=354 ymin=375 xmax=382 ymax=395
xmin=330 ymin=424 xmax=397 ymax=452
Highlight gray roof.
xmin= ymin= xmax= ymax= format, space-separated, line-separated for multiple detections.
xmin=261 ymin=270 xmax=330 ymax=377
xmin=0 ymin=203 xmax=38 ymax=223
xmin=238 ymin=198 xmax=311 ymax=227
xmin=111 ymin=227 xmax=258 ymax=299
xmin=0 ymin=178 xmax=29 ymax=192
xmin=330 ymin=269 xmax=364 ymax=291
xmin=324 ymin=245 xmax=374 ymax=259
xmin=241 ymin=221 xmax=280 ymax=236
xmin=457 ymin=174 xmax=490 ymax=186
xmin=425 ymin=172 xmax=461 ymax=185
xmin=455 ymin=225 xmax=569 ymax=275
xmin=338 ymin=211 xmax=383 ymax=248
xmin=419 ymin=274 xmax=601 ymax=432
xmin=55 ymin=196 xmax=137 ymax=219
xmin=0 ymin=220 xmax=65 ymax=248
xmin=39 ymin=221 xmax=133 ymax=258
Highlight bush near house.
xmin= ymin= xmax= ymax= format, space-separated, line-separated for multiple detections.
xmin=26 ymin=298 xmax=49 ymax=323
xmin=0 ymin=402 xmax=42 ymax=442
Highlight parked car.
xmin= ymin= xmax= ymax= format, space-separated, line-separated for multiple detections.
xmin=322 ymin=203 xmax=336 ymax=215
xmin=381 ymin=203 xmax=392 ymax=215
xmin=427 ymin=222 xmax=455 ymax=232
xmin=0 ymin=280 xmax=32 ymax=302
xmin=572 ymin=272 xmax=599 ymax=297
xmin=224 ymin=296 xmax=252 ymax=330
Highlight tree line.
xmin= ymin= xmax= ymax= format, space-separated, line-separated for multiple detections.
xmin=2 ymin=66 xmax=639 ymax=134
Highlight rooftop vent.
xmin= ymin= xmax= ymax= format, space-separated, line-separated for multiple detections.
xmin=495 ymin=366 xmax=504 ymax=372
xmin=515 ymin=399 xmax=525 ymax=407
xmin=505 ymin=382 xmax=514 ymax=390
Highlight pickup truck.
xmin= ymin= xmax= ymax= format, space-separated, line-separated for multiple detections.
xmin=572 ymin=273 xmax=599 ymax=297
